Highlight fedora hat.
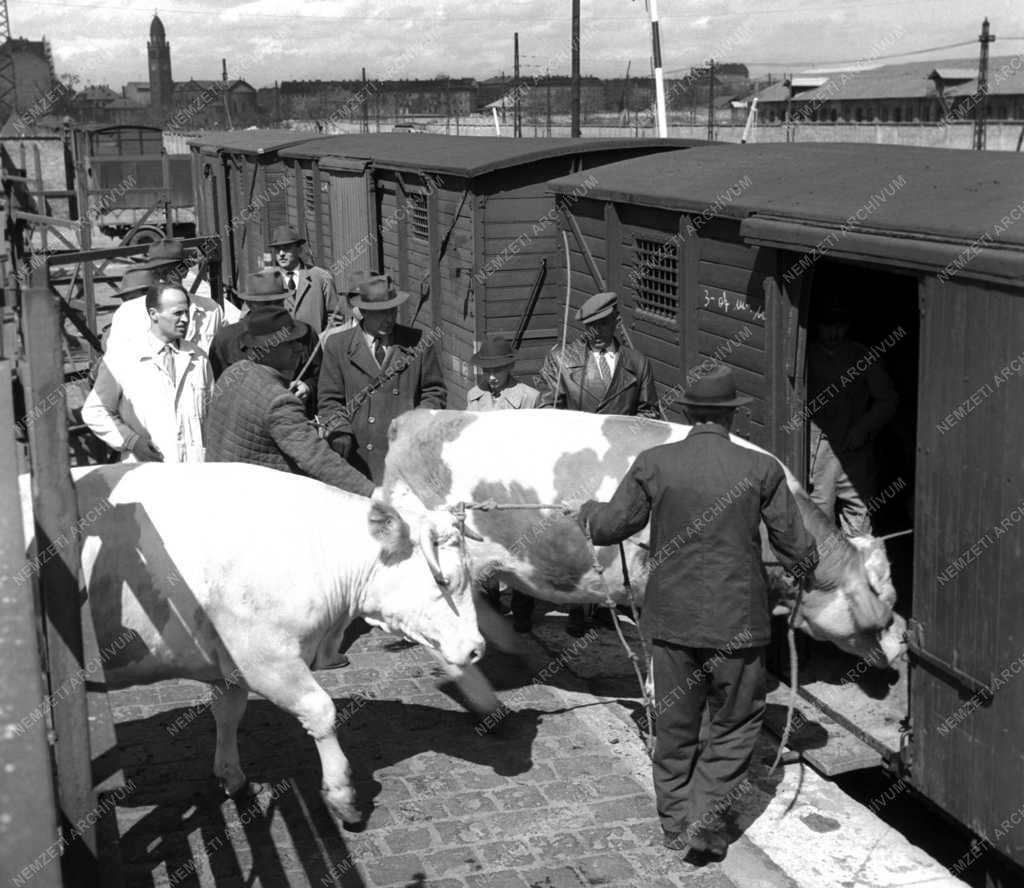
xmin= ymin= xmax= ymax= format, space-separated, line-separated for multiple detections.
xmin=267 ymin=225 xmax=305 ymax=249
xmin=472 ymin=335 xmax=516 ymax=368
xmin=138 ymin=237 xmax=186 ymax=270
xmin=679 ymin=364 xmax=752 ymax=408
xmin=240 ymin=307 xmax=309 ymax=352
xmin=115 ymin=266 xmax=158 ymax=299
xmin=350 ymin=275 xmax=409 ymax=311
xmin=577 ymin=291 xmax=618 ymax=325
xmin=239 ymin=268 xmax=290 ymax=303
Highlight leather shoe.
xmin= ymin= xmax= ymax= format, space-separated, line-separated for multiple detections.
xmin=661 ymin=827 xmax=689 ymax=851
xmin=685 ymin=826 xmax=728 ymax=864
xmin=566 ymin=606 xmax=587 ymax=637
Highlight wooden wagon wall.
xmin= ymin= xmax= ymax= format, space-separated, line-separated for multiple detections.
xmin=556 ymin=196 xmax=770 ymax=445
xmin=911 ymin=276 xmax=1024 ymax=864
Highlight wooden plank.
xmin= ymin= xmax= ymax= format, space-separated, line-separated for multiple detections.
xmin=698 ymin=329 xmax=767 ymax=378
xmin=696 ymin=283 xmax=767 ymax=326
xmin=699 ymin=237 xmax=757 ymax=268
xmin=0 ymin=358 xmax=63 ymax=888
xmin=700 ymin=306 xmax=766 ymax=350
xmin=20 ymin=278 xmax=101 ymax=883
xmin=699 ymin=260 xmax=762 ymax=296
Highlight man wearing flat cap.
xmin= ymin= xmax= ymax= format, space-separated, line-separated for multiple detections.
xmin=106 ymin=238 xmax=223 ymax=357
xmin=577 ymin=364 xmax=818 ymax=865
xmin=204 ymin=307 xmax=374 ymax=498
xmin=536 ymin=290 xmax=662 ymax=635
xmin=317 ymin=274 xmax=447 ymax=484
xmin=268 ymin=225 xmax=344 ymax=337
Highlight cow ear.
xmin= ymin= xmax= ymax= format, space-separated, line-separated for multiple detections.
xmin=368 ymin=501 xmax=414 ymax=565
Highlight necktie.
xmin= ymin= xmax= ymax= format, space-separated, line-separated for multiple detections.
xmin=597 ymin=351 xmax=611 ymax=384
xmin=286 ymin=272 xmax=296 ymax=291
xmin=374 ymin=337 xmax=386 ymax=367
xmin=162 ymin=343 xmax=177 ymax=388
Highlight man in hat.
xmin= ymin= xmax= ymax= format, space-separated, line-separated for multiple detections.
xmin=208 ymin=269 xmax=317 ymax=393
xmin=317 ymin=274 xmax=447 ymax=484
xmin=100 ymin=266 xmax=157 ymax=351
xmin=106 ymin=238 xmax=223 ymax=357
xmin=535 ymin=290 xmax=662 ymax=635
xmin=204 ymin=307 xmax=375 ymax=498
xmin=576 ymin=363 xmax=818 ymax=864
xmin=83 ymin=281 xmax=212 ymax=463
xmin=268 ymin=225 xmax=343 ymax=337
xmin=807 ymin=303 xmax=898 ymax=537
xmin=466 ymin=335 xmax=540 ymax=630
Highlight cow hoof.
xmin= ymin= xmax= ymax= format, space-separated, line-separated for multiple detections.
xmin=324 ymin=787 xmax=361 ymax=824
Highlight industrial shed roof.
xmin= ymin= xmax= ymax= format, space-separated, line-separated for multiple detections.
xmin=277 ymin=133 xmax=703 ymax=177
xmin=548 ymin=142 xmax=1024 ymax=250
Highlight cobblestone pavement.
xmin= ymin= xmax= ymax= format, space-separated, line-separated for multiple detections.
xmin=104 ymin=611 xmax=781 ymax=888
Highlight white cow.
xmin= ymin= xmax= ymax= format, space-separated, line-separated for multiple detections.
xmin=383 ymin=409 xmax=906 ymax=668
xmin=19 ymin=462 xmax=484 ymax=823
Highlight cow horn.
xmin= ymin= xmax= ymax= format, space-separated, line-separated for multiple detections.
xmin=419 ymin=520 xmax=447 ymax=587
xmin=461 ymin=523 xmax=484 ymax=543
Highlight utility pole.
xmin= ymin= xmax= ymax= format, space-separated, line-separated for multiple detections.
xmin=513 ymin=32 xmax=522 ymax=137
xmin=973 ymin=17 xmax=996 ymax=151
xmin=0 ymin=0 xmax=17 ymax=122
xmin=571 ymin=0 xmax=581 ymax=137
xmin=648 ymin=0 xmax=668 ymax=136
xmin=784 ymin=73 xmax=794 ymax=142
xmin=362 ymin=67 xmax=369 ymax=133
xmin=546 ymin=67 xmax=552 ymax=136
xmin=707 ymin=59 xmax=715 ymax=141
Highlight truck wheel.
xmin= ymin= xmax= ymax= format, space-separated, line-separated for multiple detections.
xmin=125 ymin=226 xmax=165 ymax=247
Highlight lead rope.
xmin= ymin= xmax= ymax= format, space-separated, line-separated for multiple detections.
xmin=770 ymin=573 xmax=809 ymax=773
xmin=583 ymin=519 xmax=656 ymax=757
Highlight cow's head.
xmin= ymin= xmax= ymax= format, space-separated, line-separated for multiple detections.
xmin=363 ymin=500 xmax=485 ymax=669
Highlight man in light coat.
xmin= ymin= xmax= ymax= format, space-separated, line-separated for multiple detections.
xmin=83 ymin=282 xmax=212 ymax=463
xmin=318 ymin=275 xmax=446 ymax=484
xmin=106 ymin=238 xmax=223 ymax=356
xmin=269 ymin=224 xmax=345 ymax=337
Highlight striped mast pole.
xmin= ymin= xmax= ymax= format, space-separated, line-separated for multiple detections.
xmin=648 ymin=0 xmax=668 ymax=137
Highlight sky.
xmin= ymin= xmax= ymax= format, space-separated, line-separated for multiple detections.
xmin=14 ymin=0 xmax=1024 ymax=89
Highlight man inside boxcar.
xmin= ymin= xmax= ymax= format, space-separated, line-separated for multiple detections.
xmin=83 ymin=281 xmax=212 ymax=463
xmin=466 ymin=334 xmax=540 ymax=632
xmin=576 ymin=364 xmax=818 ymax=865
xmin=807 ymin=303 xmax=899 ymax=537
xmin=106 ymin=238 xmax=223 ymax=357
xmin=317 ymin=275 xmax=447 ymax=484
xmin=535 ymin=290 xmax=663 ymax=636
xmin=269 ymin=224 xmax=344 ymax=337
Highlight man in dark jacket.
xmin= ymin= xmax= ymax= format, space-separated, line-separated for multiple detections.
xmin=318 ymin=274 xmax=447 ymax=484
xmin=535 ymin=290 xmax=662 ymax=418
xmin=269 ymin=224 xmax=346 ymax=336
xmin=204 ymin=307 xmax=375 ymax=498
xmin=578 ymin=364 xmax=818 ymax=864
xmin=536 ymin=290 xmax=663 ymax=635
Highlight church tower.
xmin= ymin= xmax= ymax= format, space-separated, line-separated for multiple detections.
xmin=147 ymin=13 xmax=173 ymax=115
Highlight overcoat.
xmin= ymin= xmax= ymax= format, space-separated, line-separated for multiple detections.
xmin=535 ymin=337 xmax=662 ymax=418
xmin=585 ymin=424 xmax=818 ymax=648
xmin=204 ymin=360 xmax=374 ymax=496
xmin=285 ymin=265 xmax=344 ymax=335
xmin=317 ymin=323 xmax=447 ymax=483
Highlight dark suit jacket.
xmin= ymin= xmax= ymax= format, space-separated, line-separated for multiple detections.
xmin=535 ymin=337 xmax=662 ymax=418
xmin=317 ymin=323 xmax=447 ymax=483
xmin=585 ymin=424 xmax=818 ymax=648
xmin=204 ymin=360 xmax=374 ymax=496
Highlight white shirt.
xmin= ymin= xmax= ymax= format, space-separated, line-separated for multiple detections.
xmin=107 ymin=287 xmax=223 ymax=357
xmin=82 ymin=332 xmax=212 ymax=463
xmin=590 ymin=347 xmax=618 ymax=379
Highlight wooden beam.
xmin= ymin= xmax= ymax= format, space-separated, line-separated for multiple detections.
xmin=0 ymin=358 xmax=63 ymax=888
xmin=20 ymin=267 xmax=101 ymax=885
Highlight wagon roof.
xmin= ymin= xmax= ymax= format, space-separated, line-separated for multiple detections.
xmin=187 ymin=131 xmax=333 ymax=155
xmin=548 ymin=143 xmax=1024 ymax=248
xmin=276 ymin=133 xmax=702 ymax=177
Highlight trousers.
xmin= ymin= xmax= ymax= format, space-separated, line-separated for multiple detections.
xmin=808 ymin=425 xmax=876 ymax=537
xmin=651 ymin=641 xmax=766 ymax=834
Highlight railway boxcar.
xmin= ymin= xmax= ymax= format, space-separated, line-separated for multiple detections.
xmin=273 ymin=133 xmax=702 ymax=405
xmin=189 ymin=130 xmax=332 ymax=295
xmin=75 ymin=124 xmax=195 ymax=241
xmin=548 ymin=142 xmax=1024 ymax=879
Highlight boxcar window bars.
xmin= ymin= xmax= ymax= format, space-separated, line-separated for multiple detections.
xmin=408 ymin=192 xmax=429 ymax=243
xmin=632 ymin=236 xmax=679 ymax=324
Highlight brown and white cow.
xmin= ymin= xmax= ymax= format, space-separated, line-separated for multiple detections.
xmin=383 ymin=409 xmax=906 ymax=668
xmin=19 ymin=462 xmax=484 ymax=822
